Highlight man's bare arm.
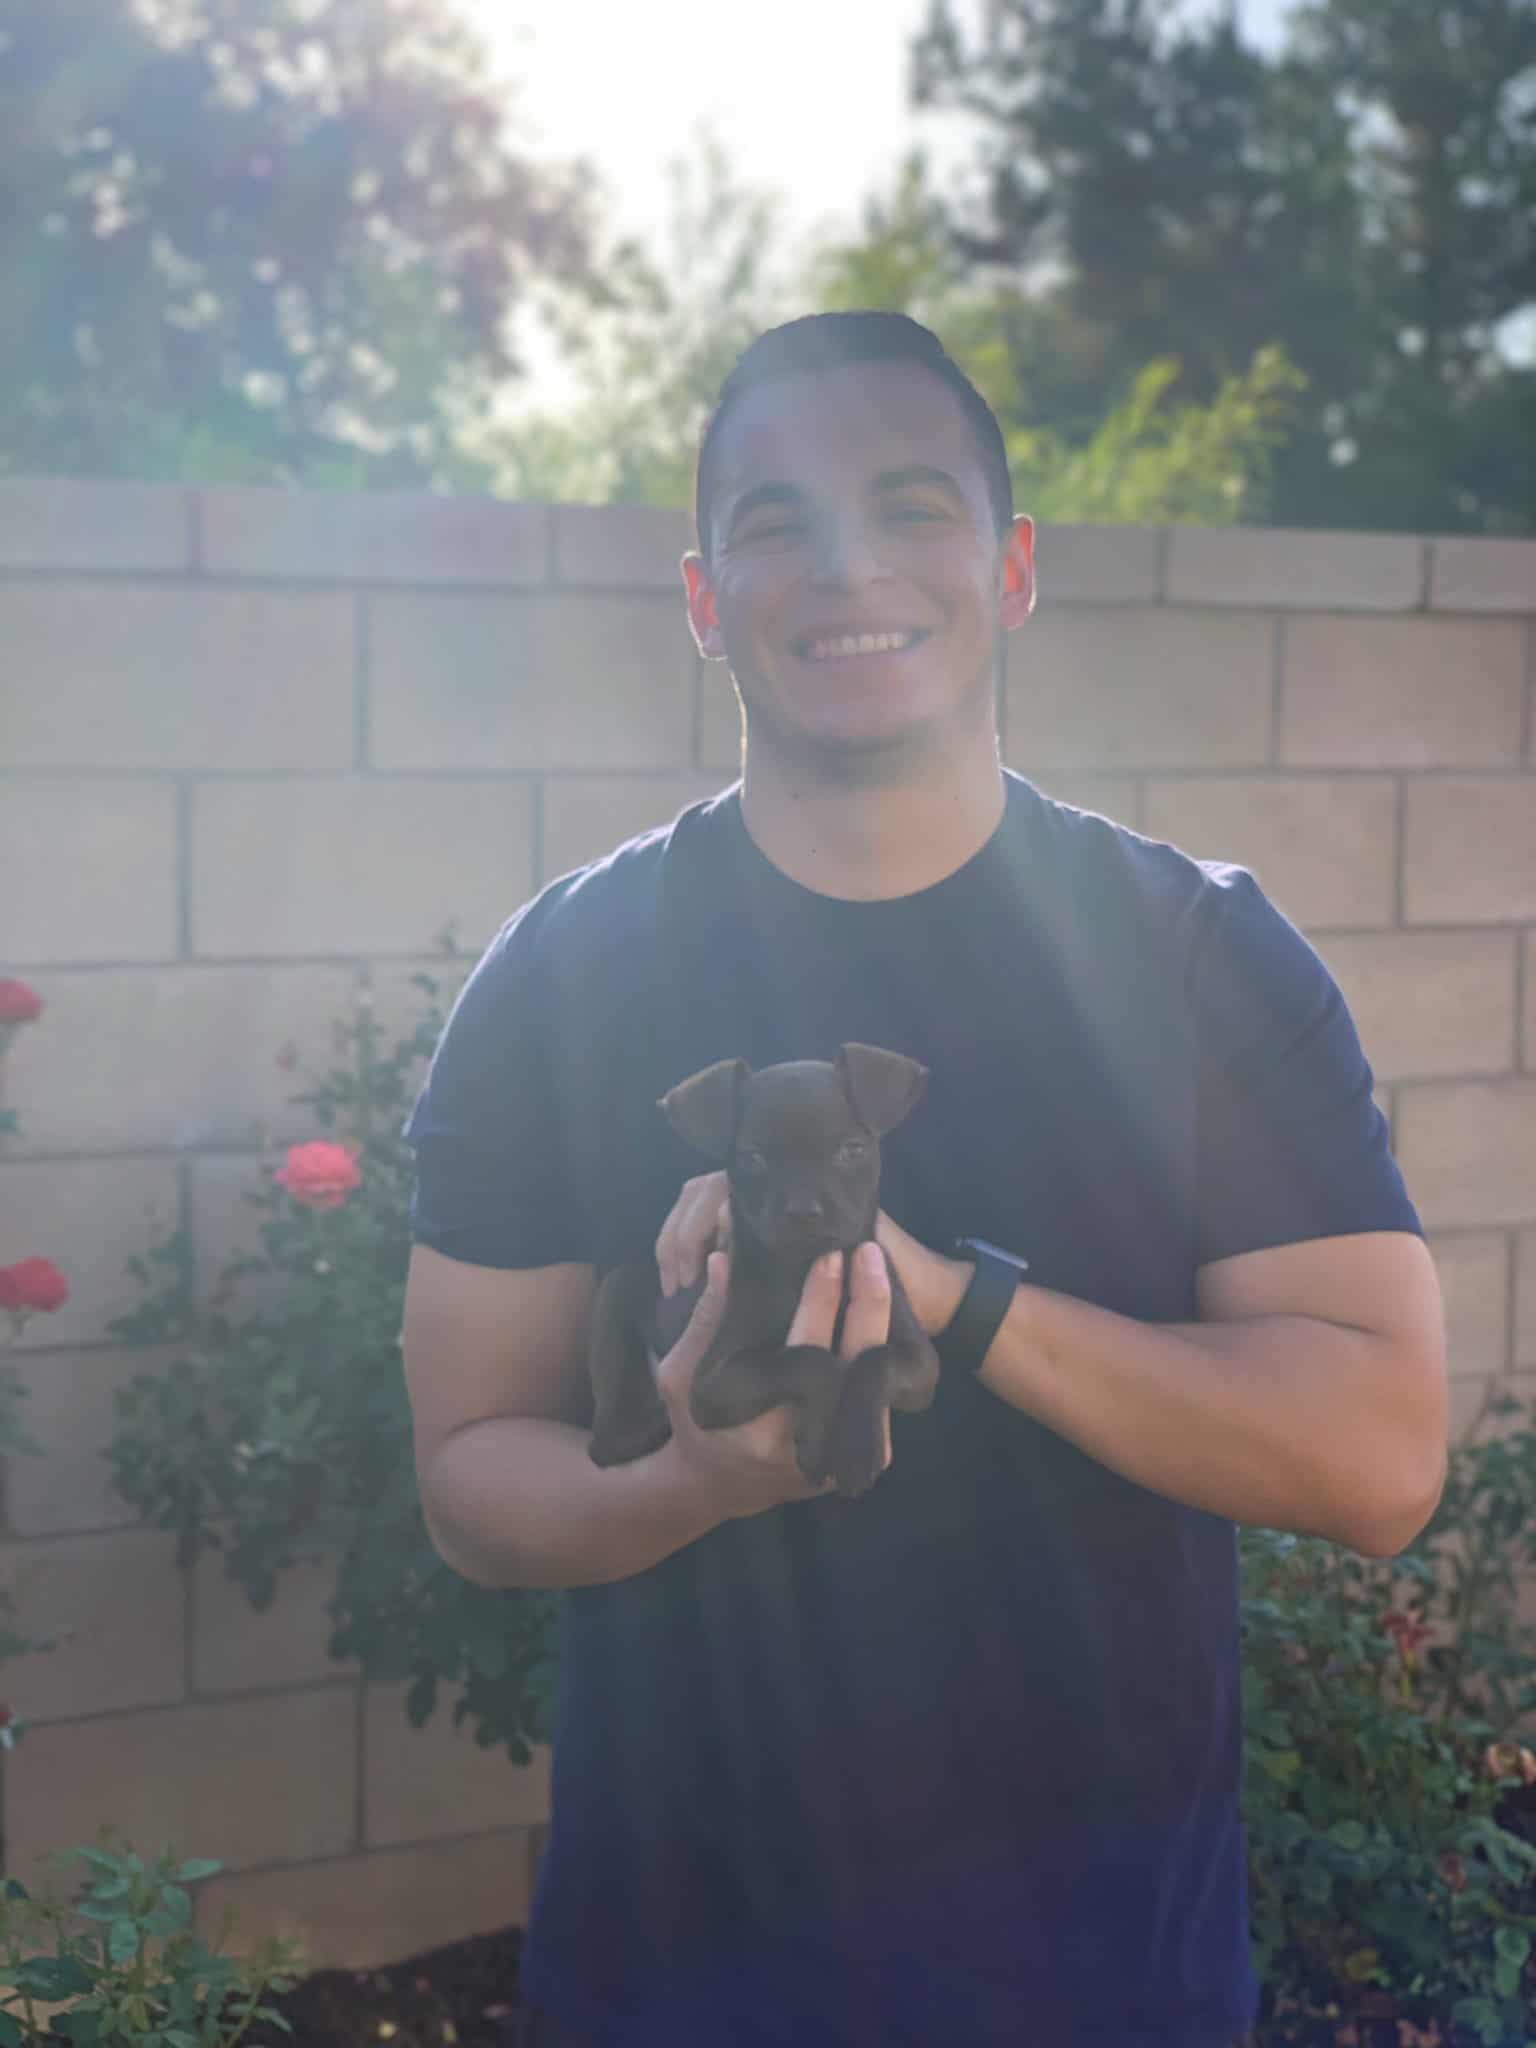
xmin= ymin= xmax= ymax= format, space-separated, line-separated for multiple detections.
xmin=954 ymin=1230 xmax=1447 ymax=1558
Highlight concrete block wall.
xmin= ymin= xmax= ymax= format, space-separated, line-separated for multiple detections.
xmin=1 ymin=480 xmax=1533 ymax=1972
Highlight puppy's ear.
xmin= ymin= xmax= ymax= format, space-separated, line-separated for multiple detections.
xmin=836 ymin=1043 xmax=929 ymax=1136
xmin=659 ymin=1057 xmax=749 ymax=1160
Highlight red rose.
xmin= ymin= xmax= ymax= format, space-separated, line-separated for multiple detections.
xmin=0 ymin=1257 xmax=70 ymax=1318
xmin=1380 ymin=1607 xmax=1431 ymax=1662
xmin=0 ymin=980 xmax=43 ymax=1025
xmin=273 ymin=1139 xmax=362 ymax=1210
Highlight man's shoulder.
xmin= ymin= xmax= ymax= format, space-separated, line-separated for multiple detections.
xmin=478 ymin=785 xmax=737 ymax=982
xmin=1008 ymin=772 xmax=1249 ymax=944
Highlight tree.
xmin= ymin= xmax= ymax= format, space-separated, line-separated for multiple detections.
xmin=496 ymin=145 xmax=1306 ymax=527
xmin=486 ymin=134 xmax=796 ymax=507
xmin=0 ymin=0 xmax=592 ymax=485
xmin=912 ymin=0 xmax=1536 ymax=533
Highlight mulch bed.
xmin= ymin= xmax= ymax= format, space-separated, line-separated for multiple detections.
xmin=247 ymin=1922 xmax=526 ymax=2048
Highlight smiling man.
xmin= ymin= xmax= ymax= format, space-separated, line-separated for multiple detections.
xmin=400 ymin=313 xmax=1447 ymax=2048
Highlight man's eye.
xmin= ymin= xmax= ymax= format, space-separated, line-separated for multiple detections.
xmin=886 ymin=504 xmax=943 ymax=523
xmin=740 ymin=522 xmax=805 ymax=543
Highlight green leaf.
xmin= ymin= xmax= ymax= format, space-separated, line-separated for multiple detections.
xmin=173 ymin=1858 xmax=222 ymax=1883
xmin=11 ymin=1955 xmax=95 ymax=1998
xmin=107 ymin=1915 xmax=140 ymax=1965
xmin=1327 ymin=1819 xmax=1367 ymax=1853
xmin=0 ymin=2015 xmax=23 ymax=2048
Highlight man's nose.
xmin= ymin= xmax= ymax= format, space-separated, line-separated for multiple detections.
xmin=809 ymin=517 xmax=887 ymax=588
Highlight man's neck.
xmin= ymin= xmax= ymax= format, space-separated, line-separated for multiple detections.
xmin=739 ymin=740 xmax=1006 ymax=904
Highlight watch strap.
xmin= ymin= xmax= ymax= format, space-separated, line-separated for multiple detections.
xmin=941 ymin=1237 xmax=1029 ymax=1376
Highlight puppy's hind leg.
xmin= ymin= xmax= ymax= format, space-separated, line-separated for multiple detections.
xmin=587 ymin=1264 xmax=673 ymax=1468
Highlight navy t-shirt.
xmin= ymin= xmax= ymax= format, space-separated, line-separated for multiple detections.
xmin=404 ymin=771 xmax=1422 ymax=2048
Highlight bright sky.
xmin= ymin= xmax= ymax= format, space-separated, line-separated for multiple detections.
xmin=467 ymin=0 xmax=1298 ymax=249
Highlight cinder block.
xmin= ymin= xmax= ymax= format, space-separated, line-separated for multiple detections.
xmin=1036 ymin=524 xmax=1161 ymax=604
xmin=3 ymin=1686 xmax=358 ymax=1894
xmin=194 ymin=1546 xmax=359 ymax=1695
xmin=3 ymin=1346 xmax=168 ymax=1536
xmin=1004 ymin=607 xmax=1272 ymax=772
xmin=367 ymin=591 xmax=695 ymax=771
xmin=363 ymin=1680 xmax=551 ymax=1847
xmin=0 ymin=778 xmax=178 ymax=964
xmin=1030 ymin=774 xmax=1140 ymax=828
xmin=201 ymin=487 xmax=548 ymax=586
xmin=1164 ymin=526 xmax=1423 ymax=610
xmin=187 ymin=1152 xmax=290 ymax=1312
xmin=1524 ymin=933 xmax=1535 ymax=1070
xmin=190 ymin=777 xmax=535 ymax=958
xmin=0 ymin=1157 xmax=182 ymax=1351
xmin=0 ymin=1526 xmax=184 ymax=1721
xmin=1516 ymin=1228 xmax=1536 ymax=1371
xmin=699 ymin=667 xmax=743 ymax=772
xmin=1403 ymin=778 xmax=1536 ymax=925
xmin=552 ymin=504 xmax=694 ymax=589
xmin=1427 ymin=1231 xmax=1510 ymax=1379
xmin=1430 ymin=537 xmax=1536 ymax=614
xmin=1 ymin=965 xmax=362 ymax=1154
xmin=1142 ymin=776 xmax=1397 ymax=929
xmin=1314 ymin=931 xmax=1517 ymax=1081
xmin=542 ymin=775 xmax=729 ymax=883
xmin=1396 ymin=1079 xmax=1536 ymax=1229
xmin=0 ymin=583 xmax=355 ymax=770
xmin=197 ymin=1829 xmax=534 ymax=1971
xmin=1450 ymin=1374 xmax=1500 ymax=1440
xmin=1280 ymin=616 xmax=1525 ymax=768
xmin=0 ymin=479 xmax=192 ymax=573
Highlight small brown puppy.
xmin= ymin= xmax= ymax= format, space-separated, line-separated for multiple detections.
xmin=587 ymin=1043 xmax=941 ymax=1499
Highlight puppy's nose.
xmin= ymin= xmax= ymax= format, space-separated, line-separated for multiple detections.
xmin=782 ymin=1194 xmax=826 ymax=1225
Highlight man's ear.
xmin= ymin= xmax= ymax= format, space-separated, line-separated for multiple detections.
xmin=681 ymin=552 xmax=726 ymax=660
xmin=660 ymin=1057 xmax=749 ymax=1160
xmin=836 ymin=1044 xmax=929 ymax=1137
xmin=998 ymin=514 xmax=1036 ymax=631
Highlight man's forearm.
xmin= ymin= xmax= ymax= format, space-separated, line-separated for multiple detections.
xmin=422 ymin=1415 xmax=724 ymax=1589
xmin=977 ymin=1287 xmax=1444 ymax=1557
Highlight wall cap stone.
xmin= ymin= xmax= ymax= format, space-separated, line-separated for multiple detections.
xmin=0 ymin=479 xmax=192 ymax=573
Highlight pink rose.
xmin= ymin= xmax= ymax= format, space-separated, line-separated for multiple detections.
xmin=0 ymin=980 xmax=42 ymax=1025
xmin=273 ymin=1140 xmax=362 ymax=1210
xmin=0 ymin=1257 xmax=70 ymax=1321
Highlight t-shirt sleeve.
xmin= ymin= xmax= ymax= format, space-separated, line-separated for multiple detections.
xmin=402 ymin=894 xmax=595 ymax=1270
xmin=1189 ymin=865 xmax=1423 ymax=1268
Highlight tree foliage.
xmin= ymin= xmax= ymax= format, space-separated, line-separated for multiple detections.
xmin=912 ymin=0 xmax=1536 ymax=533
xmin=0 ymin=0 xmax=592 ymax=484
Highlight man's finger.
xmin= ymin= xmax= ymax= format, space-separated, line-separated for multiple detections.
xmin=837 ymin=1241 xmax=891 ymax=1362
xmin=655 ymin=1250 xmax=729 ymax=1403
xmin=785 ymin=1250 xmax=843 ymax=1351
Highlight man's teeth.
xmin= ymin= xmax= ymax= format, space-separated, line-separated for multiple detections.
xmin=804 ymin=631 xmax=919 ymax=661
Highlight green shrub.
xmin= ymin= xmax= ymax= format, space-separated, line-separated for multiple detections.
xmin=104 ymin=969 xmax=556 ymax=1766
xmin=0 ymin=1836 xmax=303 ymax=2046
xmin=1243 ymin=1389 xmax=1536 ymax=2045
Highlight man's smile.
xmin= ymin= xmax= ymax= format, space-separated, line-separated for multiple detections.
xmin=792 ymin=627 xmax=932 ymax=663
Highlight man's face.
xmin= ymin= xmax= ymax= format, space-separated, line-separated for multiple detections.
xmin=682 ymin=360 xmax=1035 ymax=766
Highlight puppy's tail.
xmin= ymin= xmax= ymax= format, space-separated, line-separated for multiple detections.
xmin=825 ymin=1355 xmax=890 ymax=1499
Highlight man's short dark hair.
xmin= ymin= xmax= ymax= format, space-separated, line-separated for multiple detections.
xmin=694 ymin=311 xmax=1015 ymax=558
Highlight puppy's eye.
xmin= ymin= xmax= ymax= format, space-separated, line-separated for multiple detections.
xmin=836 ymin=1140 xmax=868 ymax=1164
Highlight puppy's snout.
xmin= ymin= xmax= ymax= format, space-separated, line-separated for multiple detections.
xmin=783 ymin=1190 xmax=827 ymax=1221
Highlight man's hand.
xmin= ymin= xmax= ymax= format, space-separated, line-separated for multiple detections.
xmin=655 ymin=1169 xmax=970 ymax=1338
xmin=655 ymin=1241 xmax=895 ymax=1521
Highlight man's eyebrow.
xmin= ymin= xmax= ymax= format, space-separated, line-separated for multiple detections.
xmin=871 ymin=464 xmax=967 ymax=503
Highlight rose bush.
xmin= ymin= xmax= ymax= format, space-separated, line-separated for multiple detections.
xmin=105 ymin=962 xmax=557 ymax=1767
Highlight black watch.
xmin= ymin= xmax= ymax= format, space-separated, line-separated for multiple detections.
xmin=941 ymin=1236 xmax=1030 ymax=1375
